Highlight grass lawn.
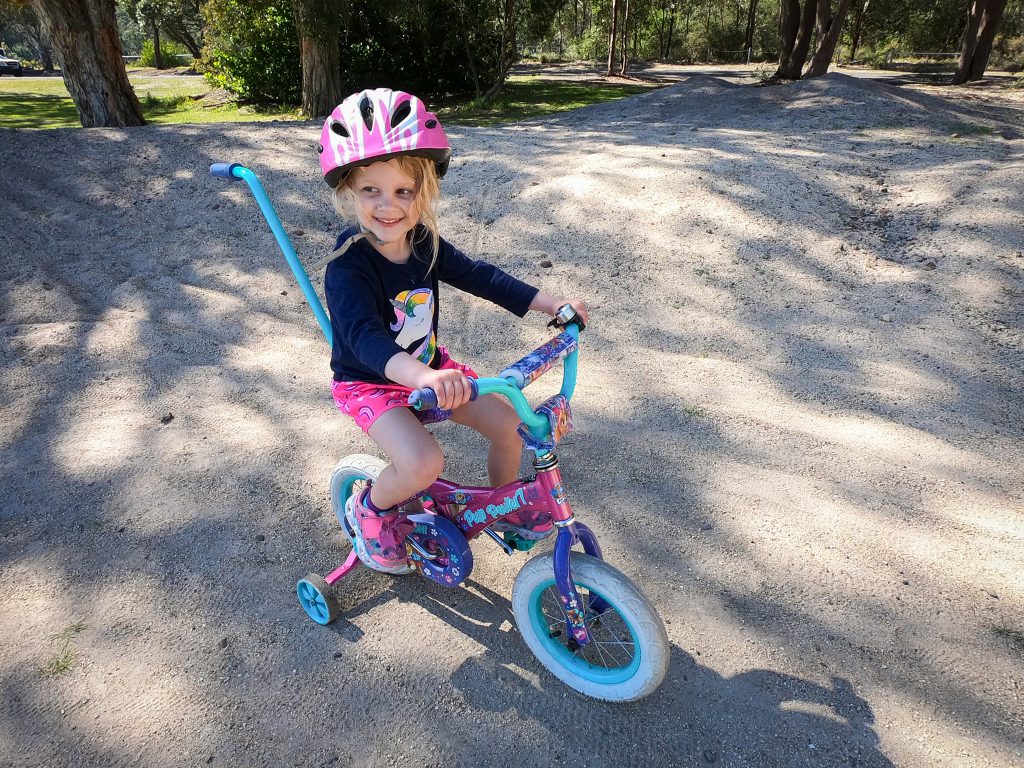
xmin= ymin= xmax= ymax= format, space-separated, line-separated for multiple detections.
xmin=0 ymin=71 xmax=656 ymax=130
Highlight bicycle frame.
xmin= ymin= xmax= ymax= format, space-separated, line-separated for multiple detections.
xmin=211 ymin=162 xmax=605 ymax=646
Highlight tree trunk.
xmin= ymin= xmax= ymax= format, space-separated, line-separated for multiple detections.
xmin=607 ymin=0 xmax=619 ymax=75
xmin=848 ymin=0 xmax=869 ymax=62
xmin=744 ymin=0 xmax=759 ymax=59
xmin=484 ymin=0 xmax=518 ymax=101
xmin=292 ymin=0 xmax=343 ymax=118
xmin=152 ymin=21 xmax=163 ymax=68
xmin=619 ymin=0 xmax=630 ymax=74
xmin=952 ymin=0 xmax=1008 ymax=84
xmin=805 ymin=0 xmax=851 ymax=77
xmin=774 ymin=0 xmax=815 ymax=79
xmin=663 ymin=1 xmax=671 ymax=57
xmin=28 ymin=0 xmax=144 ymax=127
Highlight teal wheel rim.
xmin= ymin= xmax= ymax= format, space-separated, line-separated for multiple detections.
xmin=528 ymin=578 xmax=642 ymax=684
xmin=297 ymin=579 xmax=332 ymax=625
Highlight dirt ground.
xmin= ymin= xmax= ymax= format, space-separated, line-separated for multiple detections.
xmin=1 ymin=65 xmax=1022 ymax=768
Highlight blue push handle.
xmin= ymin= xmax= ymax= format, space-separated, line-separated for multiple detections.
xmin=210 ymin=162 xmax=242 ymax=180
xmin=409 ymin=379 xmax=479 ymax=410
xmin=209 ymin=161 xmax=333 ymax=344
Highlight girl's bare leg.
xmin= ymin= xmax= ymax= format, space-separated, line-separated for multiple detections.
xmin=367 ymin=407 xmax=444 ymax=509
xmin=450 ymin=394 xmax=523 ymax=486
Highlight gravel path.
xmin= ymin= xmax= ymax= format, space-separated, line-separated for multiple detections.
xmin=1 ymin=69 xmax=1022 ymax=768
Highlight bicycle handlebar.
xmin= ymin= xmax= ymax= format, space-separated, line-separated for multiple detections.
xmin=210 ymin=162 xmax=243 ymax=180
xmin=408 ymin=320 xmax=582 ymax=437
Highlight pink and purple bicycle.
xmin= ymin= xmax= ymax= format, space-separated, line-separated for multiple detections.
xmin=211 ymin=162 xmax=669 ymax=702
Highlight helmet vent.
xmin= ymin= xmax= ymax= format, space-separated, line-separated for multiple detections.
xmin=330 ymin=121 xmax=349 ymax=137
xmin=391 ymin=101 xmax=412 ymax=126
xmin=425 ymin=119 xmax=437 ymax=129
xmin=359 ymin=96 xmax=374 ymax=130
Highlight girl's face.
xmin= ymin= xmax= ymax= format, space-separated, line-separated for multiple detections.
xmin=347 ymin=159 xmax=421 ymax=262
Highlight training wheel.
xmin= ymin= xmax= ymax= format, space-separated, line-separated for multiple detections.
xmin=296 ymin=573 xmax=339 ymax=625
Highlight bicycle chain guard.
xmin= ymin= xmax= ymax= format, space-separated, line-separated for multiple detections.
xmin=406 ymin=513 xmax=473 ymax=587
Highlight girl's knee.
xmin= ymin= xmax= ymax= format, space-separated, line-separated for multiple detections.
xmin=395 ymin=444 xmax=444 ymax=486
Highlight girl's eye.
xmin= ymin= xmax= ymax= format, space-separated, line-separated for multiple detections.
xmin=360 ymin=186 xmax=378 ymax=194
xmin=398 ymin=188 xmax=415 ymax=197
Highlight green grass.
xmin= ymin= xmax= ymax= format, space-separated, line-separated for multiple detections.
xmin=38 ymin=621 xmax=87 ymax=678
xmin=0 ymin=73 xmax=301 ymax=129
xmin=0 ymin=72 xmax=655 ymax=130
xmin=438 ymin=76 xmax=655 ymax=126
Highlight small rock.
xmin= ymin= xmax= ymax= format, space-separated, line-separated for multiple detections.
xmin=160 ymin=413 xmax=174 ymax=424
xmin=484 ymin=218 xmax=495 ymax=226
xmin=661 ymin=153 xmax=666 ymax=157
xmin=292 ymin=229 xmax=305 ymax=237
xmin=703 ymin=749 xmax=719 ymax=763
xmin=881 ymin=313 xmax=892 ymax=322
xmin=902 ymin=579 xmax=910 ymax=585
xmin=218 ymin=637 xmax=228 ymax=648
xmin=610 ymin=271 xmax=620 ymax=277
xmin=951 ymin=132 xmax=961 ymax=138
xmin=211 ymin=203 xmax=220 ymax=210
xmin=333 ymin=651 xmax=343 ymax=658
xmin=922 ymin=261 xmax=937 ymax=270
xmin=539 ymin=259 xmax=553 ymax=268
xmin=280 ymin=290 xmax=288 ymax=296
xmin=42 ymin=281 xmax=53 ymax=291
xmin=255 ymin=534 xmax=266 ymax=541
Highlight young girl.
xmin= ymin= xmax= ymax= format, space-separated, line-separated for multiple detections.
xmin=318 ymin=88 xmax=588 ymax=574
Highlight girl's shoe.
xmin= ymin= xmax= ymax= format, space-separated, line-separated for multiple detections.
xmin=345 ymin=487 xmax=414 ymax=575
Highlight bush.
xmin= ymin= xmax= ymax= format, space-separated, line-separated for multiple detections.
xmin=139 ymin=38 xmax=190 ymax=68
xmin=201 ymin=0 xmax=299 ymax=105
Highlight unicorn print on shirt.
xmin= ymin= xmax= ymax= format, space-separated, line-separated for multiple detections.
xmin=390 ymin=288 xmax=436 ymax=364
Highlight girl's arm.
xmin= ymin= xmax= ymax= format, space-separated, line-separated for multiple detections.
xmin=529 ymin=291 xmax=590 ymax=326
xmin=384 ymin=351 xmax=474 ymax=410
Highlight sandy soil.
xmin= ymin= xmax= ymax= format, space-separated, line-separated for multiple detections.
xmin=1 ymin=67 xmax=1022 ymax=768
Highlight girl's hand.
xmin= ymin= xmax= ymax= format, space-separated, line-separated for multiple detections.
xmin=416 ymin=367 xmax=473 ymax=410
xmin=530 ymin=291 xmax=589 ymax=326
xmin=559 ymin=299 xmax=589 ymax=327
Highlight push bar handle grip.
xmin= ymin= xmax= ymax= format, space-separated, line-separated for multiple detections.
xmin=409 ymin=379 xmax=480 ymax=411
xmin=210 ymin=162 xmax=243 ymax=180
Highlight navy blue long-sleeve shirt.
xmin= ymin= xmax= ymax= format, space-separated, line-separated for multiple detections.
xmin=325 ymin=226 xmax=539 ymax=383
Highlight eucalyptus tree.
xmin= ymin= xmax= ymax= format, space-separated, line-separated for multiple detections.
xmin=28 ymin=0 xmax=145 ymax=126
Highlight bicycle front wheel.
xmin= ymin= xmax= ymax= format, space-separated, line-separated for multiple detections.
xmin=511 ymin=552 xmax=669 ymax=702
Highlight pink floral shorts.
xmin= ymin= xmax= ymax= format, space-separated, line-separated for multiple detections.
xmin=331 ymin=347 xmax=478 ymax=434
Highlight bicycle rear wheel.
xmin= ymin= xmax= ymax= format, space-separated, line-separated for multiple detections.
xmin=511 ymin=552 xmax=668 ymax=702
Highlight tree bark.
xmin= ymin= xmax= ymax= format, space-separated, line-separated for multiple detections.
xmin=848 ymin=0 xmax=869 ymax=62
xmin=28 ymin=0 xmax=144 ymax=127
xmin=805 ymin=0 xmax=851 ymax=77
xmin=774 ymin=0 xmax=815 ymax=79
xmin=619 ymin=0 xmax=630 ymax=74
xmin=952 ymin=0 xmax=1008 ymax=84
xmin=151 ymin=20 xmax=163 ymax=68
xmin=607 ymin=0 xmax=619 ymax=75
xmin=744 ymin=0 xmax=758 ymax=60
xmin=292 ymin=0 xmax=343 ymax=118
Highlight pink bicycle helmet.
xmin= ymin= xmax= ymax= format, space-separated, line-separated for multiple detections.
xmin=318 ymin=88 xmax=451 ymax=188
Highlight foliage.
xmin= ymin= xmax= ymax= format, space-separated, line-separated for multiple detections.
xmin=201 ymin=0 xmax=300 ymax=104
xmin=139 ymin=36 xmax=190 ymax=67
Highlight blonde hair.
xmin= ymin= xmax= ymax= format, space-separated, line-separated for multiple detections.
xmin=333 ymin=155 xmax=442 ymax=270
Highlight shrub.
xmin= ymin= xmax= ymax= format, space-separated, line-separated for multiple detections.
xmin=201 ymin=0 xmax=299 ymax=105
xmin=138 ymin=38 xmax=191 ymax=68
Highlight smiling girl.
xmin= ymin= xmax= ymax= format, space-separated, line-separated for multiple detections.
xmin=319 ymin=88 xmax=588 ymax=573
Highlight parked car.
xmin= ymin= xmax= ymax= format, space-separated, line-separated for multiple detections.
xmin=0 ymin=49 xmax=23 ymax=76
